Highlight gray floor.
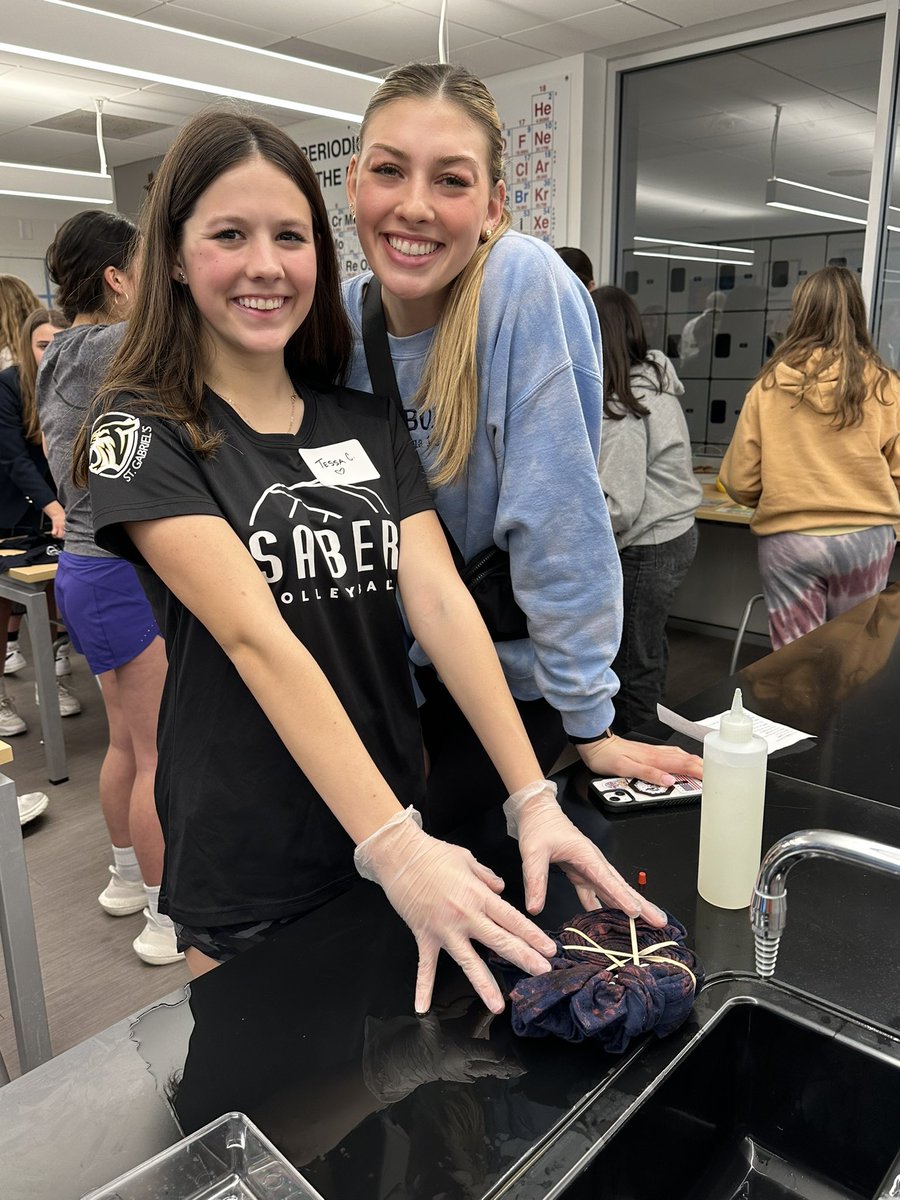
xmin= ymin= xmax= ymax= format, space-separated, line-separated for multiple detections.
xmin=0 ymin=621 xmax=768 ymax=1081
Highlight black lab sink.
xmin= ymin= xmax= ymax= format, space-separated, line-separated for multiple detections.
xmin=559 ymin=996 xmax=900 ymax=1200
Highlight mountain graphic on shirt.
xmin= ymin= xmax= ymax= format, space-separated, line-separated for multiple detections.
xmin=249 ymin=479 xmax=390 ymax=527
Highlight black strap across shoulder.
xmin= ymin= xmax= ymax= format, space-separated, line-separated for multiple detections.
xmin=360 ymin=279 xmax=465 ymax=572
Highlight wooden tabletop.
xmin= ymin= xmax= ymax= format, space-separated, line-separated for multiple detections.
xmin=0 ymin=547 xmax=58 ymax=584
xmin=695 ymin=480 xmax=754 ymax=525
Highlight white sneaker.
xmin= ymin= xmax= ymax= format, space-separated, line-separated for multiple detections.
xmin=35 ymin=680 xmax=82 ymax=717
xmin=18 ymin=790 xmax=49 ymax=825
xmin=0 ymin=695 xmax=26 ymax=735
xmin=133 ymin=908 xmax=184 ymax=966
xmin=98 ymin=865 xmax=146 ymax=915
xmin=54 ymin=641 xmax=71 ymax=678
xmin=4 ymin=647 xmax=26 ymax=675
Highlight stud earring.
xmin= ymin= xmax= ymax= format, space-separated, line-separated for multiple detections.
xmin=179 ymin=270 xmax=186 ymax=282
xmin=483 ymin=226 xmax=493 ymax=241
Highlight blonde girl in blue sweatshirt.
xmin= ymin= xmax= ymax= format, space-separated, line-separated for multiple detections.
xmin=344 ymin=63 xmax=702 ymax=836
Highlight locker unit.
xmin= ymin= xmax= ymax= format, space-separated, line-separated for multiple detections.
xmin=711 ymin=311 xmax=767 ymax=379
xmin=825 ymin=230 xmax=865 ymax=273
xmin=679 ymin=377 xmax=709 ymax=443
xmin=706 ymin=379 xmax=752 ymax=446
xmin=665 ymin=311 xmax=714 ymax=379
xmin=667 ymin=260 xmax=719 ymax=314
xmin=764 ymin=235 xmax=827 ymax=309
xmin=621 ymin=249 xmax=667 ymax=311
xmin=716 ymin=240 xmax=768 ymax=302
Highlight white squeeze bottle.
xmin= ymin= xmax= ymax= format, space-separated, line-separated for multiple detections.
xmin=697 ymin=688 xmax=768 ymax=909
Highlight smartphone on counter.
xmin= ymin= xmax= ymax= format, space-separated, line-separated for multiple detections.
xmin=589 ymin=774 xmax=702 ymax=814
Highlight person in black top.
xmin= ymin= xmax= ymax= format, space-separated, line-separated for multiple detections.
xmin=80 ymin=108 xmax=665 ymax=1016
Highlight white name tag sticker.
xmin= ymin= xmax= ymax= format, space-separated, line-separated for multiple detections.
xmin=298 ymin=440 xmax=381 ymax=486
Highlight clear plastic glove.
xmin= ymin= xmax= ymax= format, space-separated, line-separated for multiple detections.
xmin=354 ymin=807 xmax=556 ymax=1015
xmin=503 ymin=780 xmax=667 ymax=926
xmin=578 ymin=734 xmax=703 ymax=786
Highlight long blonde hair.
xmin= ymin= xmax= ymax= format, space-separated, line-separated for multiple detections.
xmin=17 ymin=307 xmax=69 ymax=443
xmin=359 ymin=63 xmax=511 ymax=487
xmin=0 ymin=275 xmax=40 ymax=362
xmin=758 ymin=266 xmax=893 ymax=428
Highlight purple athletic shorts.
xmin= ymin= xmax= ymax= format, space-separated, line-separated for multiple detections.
xmin=55 ymin=551 xmax=160 ymax=674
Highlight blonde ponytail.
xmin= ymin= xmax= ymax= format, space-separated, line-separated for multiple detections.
xmin=417 ymin=209 xmax=511 ymax=486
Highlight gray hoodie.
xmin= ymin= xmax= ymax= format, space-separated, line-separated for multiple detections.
xmin=36 ymin=323 xmax=125 ymax=556
xmin=599 ymin=350 xmax=702 ymax=551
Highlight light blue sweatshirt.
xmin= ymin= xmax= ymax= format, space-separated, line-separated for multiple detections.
xmin=343 ymin=229 xmax=622 ymax=738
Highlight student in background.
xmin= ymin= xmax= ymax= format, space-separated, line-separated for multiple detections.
xmin=555 ymin=246 xmax=594 ymax=290
xmin=592 ymin=286 xmax=702 ymax=732
xmin=38 ymin=210 xmax=179 ymax=966
xmin=720 ymin=266 xmax=900 ymax=649
xmin=0 ymin=275 xmax=40 ymax=370
xmin=0 ymin=307 xmax=79 ymax=734
xmin=344 ymin=62 xmax=703 ymax=838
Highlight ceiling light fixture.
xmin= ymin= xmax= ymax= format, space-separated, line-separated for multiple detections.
xmin=42 ymin=0 xmax=378 ymax=83
xmin=4 ymin=2 xmax=379 ymax=124
xmin=634 ymin=236 xmax=754 ymax=255
xmin=0 ymin=160 xmax=112 ymax=205
xmin=633 ymin=251 xmax=761 ymax=266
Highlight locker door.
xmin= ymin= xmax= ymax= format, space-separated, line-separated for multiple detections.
xmin=707 ymin=379 xmax=752 ymax=447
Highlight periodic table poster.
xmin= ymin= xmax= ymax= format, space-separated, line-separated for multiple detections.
xmin=490 ymin=72 xmax=571 ymax=246
xmin=296 ymin=70 xmax=572 ymax=280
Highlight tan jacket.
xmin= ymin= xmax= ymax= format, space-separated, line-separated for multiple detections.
xmin=720 ymin=357 xmax=900 ymax=536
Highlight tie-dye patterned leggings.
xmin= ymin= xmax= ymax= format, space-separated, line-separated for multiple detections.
xmin=757 ymin=524 xmax=896 ymax=650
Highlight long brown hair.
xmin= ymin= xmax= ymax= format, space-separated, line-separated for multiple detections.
xmin=17 ymin=307 xmax=69 ymax=443
xmin=0 ymin=276 xmax=40 ymax=360
xmin=757 ymin=265 xmax=893 ymax=428
xmin=591 ymin=286 xmax=664 ymax=419
xmin=73 ymin=107 xmax=351 ymax=486
xmin=359 ymin=62 xmax=510 ymax=487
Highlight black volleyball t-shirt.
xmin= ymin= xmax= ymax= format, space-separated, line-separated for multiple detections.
xmin=89 ymin=384 xmax=433 ymax=927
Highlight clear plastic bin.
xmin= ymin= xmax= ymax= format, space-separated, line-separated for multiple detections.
xmin=82 ymin=1111 xmax=324 ymax=1199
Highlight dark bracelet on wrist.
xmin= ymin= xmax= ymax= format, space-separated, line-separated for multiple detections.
xmin=568 ymin=728 xmax=615 ymax=746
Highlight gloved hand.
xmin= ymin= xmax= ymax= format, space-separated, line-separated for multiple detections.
xmin=503 ymin=780 xmax=668 ymax=925
xmin=354 ymin=807 xmax=556 ymax=1015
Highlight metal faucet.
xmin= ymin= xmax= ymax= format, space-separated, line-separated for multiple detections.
xmin=751 ymin=829 xmax=900 ymax=977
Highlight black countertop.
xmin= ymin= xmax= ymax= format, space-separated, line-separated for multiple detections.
xmin=171 ymin=768 xmax=900 ymax=1199
xmin=643 ymin=582 xmax=900 ymax=807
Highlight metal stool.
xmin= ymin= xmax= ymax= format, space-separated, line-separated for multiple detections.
xmin=730 ymin=592 xmax=766 ymax=676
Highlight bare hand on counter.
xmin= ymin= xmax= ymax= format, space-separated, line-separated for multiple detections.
xmin=354 ymin=806 xmax=556 ymax=1016
xmin=577 ymin=733 xmax=703 ymax=786
xmin=504 ymin=780 xmax=667 ymax=924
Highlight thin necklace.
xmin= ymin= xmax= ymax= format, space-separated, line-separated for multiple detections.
xmin=217 ymin=388 xmax=297 ymax=433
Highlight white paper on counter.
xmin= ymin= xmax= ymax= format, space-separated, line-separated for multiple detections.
xmin=656 ymin=703 xmax=814 ymax=752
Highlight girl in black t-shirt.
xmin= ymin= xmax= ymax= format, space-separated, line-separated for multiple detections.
xmin=78 ymin=108 xmax=665 ymax=1016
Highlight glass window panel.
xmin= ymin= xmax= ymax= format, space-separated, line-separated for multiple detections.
xmin=616 ymin=18 xmax=885 ymax=451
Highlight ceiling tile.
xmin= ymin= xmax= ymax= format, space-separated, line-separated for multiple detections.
xmin=149 ymin=4 xmax=283 ymax=47
xmin=400 ymin=0 xmax=616 ymax=38
xmin=514 ymin=5 xmax=677 ymax=54
xmin=301 ymin=7 xmax=486 ymax=64
xmin=164 ymin=0 xmax=390 ymax=36
xmin=451 ymin=37 xmax=558 ymax=76
xmin=629 ymin=0 xmax=802 ymax=22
